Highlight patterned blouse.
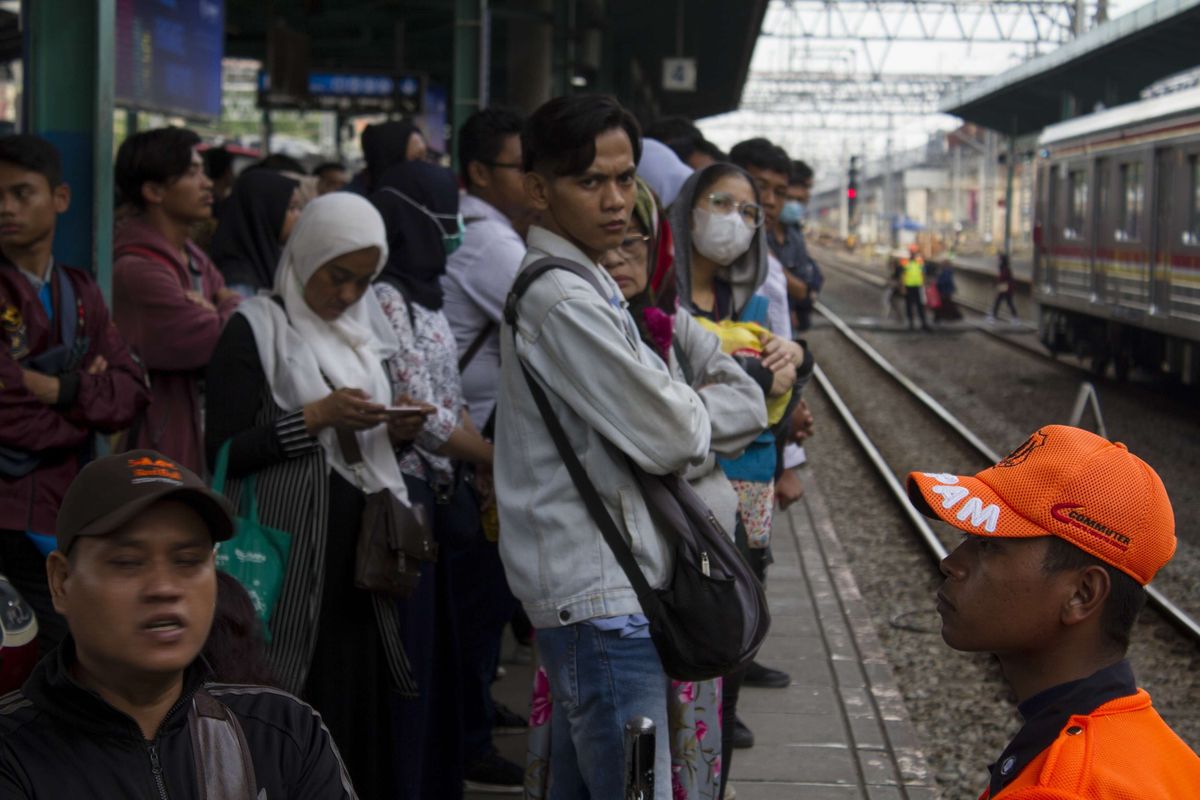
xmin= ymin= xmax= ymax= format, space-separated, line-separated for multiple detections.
xmin=374 ymin=282 xmax=465 ymax=485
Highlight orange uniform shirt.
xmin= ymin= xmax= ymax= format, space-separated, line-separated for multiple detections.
xmin=979 ymin=689 xmax=1200 ymax=799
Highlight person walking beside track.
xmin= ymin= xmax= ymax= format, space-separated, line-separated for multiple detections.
xmin=989 ymin=252 xmax=1020 ymax=323
xmin=900 ymin=243 xmax=929 ymax=331
xmin=907 ymin=425 xmax=1200 ymax=799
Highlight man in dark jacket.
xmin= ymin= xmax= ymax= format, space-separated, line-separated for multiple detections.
xmin=0 ymin=134 xmax=149 ymax=656
xmin=0 ymin=450 xmax=357 ymax=799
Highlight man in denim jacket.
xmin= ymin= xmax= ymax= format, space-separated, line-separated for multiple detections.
xmin=495 ymin=95 xmax=710 ymax=799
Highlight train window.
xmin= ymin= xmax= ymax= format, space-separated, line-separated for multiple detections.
xmin=1117 ymin=162 xmax=1143 ymax=242
xmin=1066 ymin=170 xmax=1087 ymax=239
xmin=1188 ymin=156 xmax=1200 ymax=247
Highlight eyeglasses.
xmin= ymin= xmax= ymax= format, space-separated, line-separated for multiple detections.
xmin=484 ymin=161 xmax=523 ymax=171
xmin=617 ymin=233 xmax=650 ymax=257
xmin=704 ymin=192 xmax=764 ymax=227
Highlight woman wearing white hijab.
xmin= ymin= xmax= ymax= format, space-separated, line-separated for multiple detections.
xmin=205 ymin=193 xmax=421 ymax=798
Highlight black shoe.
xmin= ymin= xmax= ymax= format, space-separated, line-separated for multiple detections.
xmin=732 ymin=716 xmax=755 ymax=749
xmin=464 ymin=751 xmax=524 ymax=794
xmin=743 ymin=661 xmax=790 ymax=688
xmin=493 ymin=701 xmax=529 ymax=735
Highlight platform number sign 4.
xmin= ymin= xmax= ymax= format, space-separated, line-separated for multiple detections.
xmin=663 ymin=58 xmax=697 ymax=92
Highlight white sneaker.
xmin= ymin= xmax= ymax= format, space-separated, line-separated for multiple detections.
xmin=724 ymin=783 xmax=737 ymax=799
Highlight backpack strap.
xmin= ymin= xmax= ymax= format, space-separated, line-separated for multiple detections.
xmin=457 ymin=321 xmax=496 ymax=373
xmin=671 ymin=338 xmax=693 ymax=386
xmin=503 ymin=257 xmax=609 ymax=326
xmin=189 ymin=688 xmax=258 ymax=800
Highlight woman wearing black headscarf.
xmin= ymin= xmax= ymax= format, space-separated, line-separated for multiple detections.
xmin=348 ymin=120 xmax=428 ymax=196
xmin=210 ymin=169 xmax=301 ymax=296
xmin=369 ymin=160 xmax=502 ymax=797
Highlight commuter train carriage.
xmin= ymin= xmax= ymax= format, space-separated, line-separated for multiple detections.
xmin=1034 ymin=86 xmax=1200 ymax=383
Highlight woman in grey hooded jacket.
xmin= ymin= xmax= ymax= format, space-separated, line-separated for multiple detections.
xmin=667 ymin=162 xmax=807 ymax=795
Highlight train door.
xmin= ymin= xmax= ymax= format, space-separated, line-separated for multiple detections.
xmin=1150 ymin=148 xmax=1177 ymax=316
xmin=1042 ymin=163 xmax=1060 ymax=292
xmin=1091 ymin=158 xmax=1109 ymax=303
xmin=1107 ymin=149 xmax=1153 ymax=310
xmin=1057 ymin=161 xmax=1091 ymax=301
xmin=1174 ymin=144 xmax=1200 ymax=324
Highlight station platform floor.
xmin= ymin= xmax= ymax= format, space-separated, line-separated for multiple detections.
xmin=475 ymin=464 xmax=941 ymax=799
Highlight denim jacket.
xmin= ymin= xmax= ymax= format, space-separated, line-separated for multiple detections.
xmin=495 ymin=227 xmax=711 ymax=629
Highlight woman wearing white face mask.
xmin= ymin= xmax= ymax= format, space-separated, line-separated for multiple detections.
xmin=666 ymin=163 xmax=807 ymax=795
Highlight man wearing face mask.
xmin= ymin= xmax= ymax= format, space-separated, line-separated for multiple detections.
xmin=782 ymin=160 xmax=823 ymax=334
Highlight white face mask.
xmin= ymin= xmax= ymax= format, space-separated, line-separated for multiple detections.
xmin=691 ymin=206 xmax=755 ymax=266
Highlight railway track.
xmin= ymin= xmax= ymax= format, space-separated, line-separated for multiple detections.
xmin=804 ymin=295 xmax=1200 ymax=793
xmin=812 ymin=298 xmax=1200 ymax=643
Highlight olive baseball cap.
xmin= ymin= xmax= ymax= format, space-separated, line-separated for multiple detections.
xmin=56 ymin=450 xmax=235 ymax=554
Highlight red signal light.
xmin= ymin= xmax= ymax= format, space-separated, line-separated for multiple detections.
xmin=847 ymin=188 xmax=857 ymax=199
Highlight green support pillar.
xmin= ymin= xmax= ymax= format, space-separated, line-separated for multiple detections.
xmin=453 ymin=0 xmax=483 ymax=171
xmin=23 ymin=0 xmax=115 ymax=302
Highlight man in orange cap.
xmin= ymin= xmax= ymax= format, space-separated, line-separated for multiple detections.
xmin=907 ymin=424 xmax=1200 ymax=799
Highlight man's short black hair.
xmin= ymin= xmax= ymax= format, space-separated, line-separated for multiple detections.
xmin=523 ymin=94 xmax=642 ymax=176
xmin=458 ymin=108 xmax=525 ymax=186
xmin=790 ymin=160 xmax=814 ymax=185
xmin=202 ymin=147 xmax=234 ymax=181
xmin=694 ymin=138 xmax=728 ymax=163
xmin=1042 ymin=536 xmax=1146 ymax=653
xmin=0 ymin=134 xmax=63 ymax=187
xmin=729 ymin=138 xmax=790 ymax=177
xmin=257 ymin=153 xmax=306 ymax=174
xmin=644 ymin=116 xmax=702 ymax=145
xmin=115 ymin=127 xmax=202 ymax=209
xmin=312 ymin=161 xmax=346 ymax=178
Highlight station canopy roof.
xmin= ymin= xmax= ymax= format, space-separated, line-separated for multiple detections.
xmin=940 ymin=0 xmax=1200 ymax=136
xmin=224 ymin=0 xmax=767 ymax=121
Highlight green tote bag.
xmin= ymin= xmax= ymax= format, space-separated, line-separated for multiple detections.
xmin=211 ymin=441 xmax=293 ymax=642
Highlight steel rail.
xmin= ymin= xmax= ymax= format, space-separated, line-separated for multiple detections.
xmin=814 ymin=300 xmax=1200 ymax=643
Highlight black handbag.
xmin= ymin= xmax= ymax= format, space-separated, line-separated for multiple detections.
xmin=505 ymin=259 xmax=771 ymax=681
xmin=336 ymin=429 xmax=436 ymax=598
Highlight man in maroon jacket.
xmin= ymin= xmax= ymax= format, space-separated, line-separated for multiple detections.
xmin=0 ymin=135 xmax=150 ymax=655
xmin=112 ymin=128 xmax=240 ymax=474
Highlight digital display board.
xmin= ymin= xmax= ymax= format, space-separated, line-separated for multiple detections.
xmin=116 ymin=0 xmax=225 ymax=118
xmin=258 ymin=70 xmax=425 ymax=115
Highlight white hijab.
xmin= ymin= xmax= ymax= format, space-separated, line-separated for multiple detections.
xmin=238 ymin=193 xmax=409 ymax=503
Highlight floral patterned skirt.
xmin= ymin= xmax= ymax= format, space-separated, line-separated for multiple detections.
xmin=525 ymin=662 xmax=723 ymax=799
xmin=730 ymin=478 xmax=775 ymax=549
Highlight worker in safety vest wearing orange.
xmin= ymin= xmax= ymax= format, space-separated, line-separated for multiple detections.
xmin=907 ymin=425 xmax=1200 ymax=799
xmin=900 ymin=243 xmax=928 ymax=331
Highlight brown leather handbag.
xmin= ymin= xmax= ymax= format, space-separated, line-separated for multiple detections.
xmin=337 ymin=429 xmax=436 ymax=598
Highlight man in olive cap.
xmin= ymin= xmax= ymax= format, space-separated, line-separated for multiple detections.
xmin=0 ymin=450 xmax=358 ymax=798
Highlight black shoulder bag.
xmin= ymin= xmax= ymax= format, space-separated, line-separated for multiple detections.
xmin=504 ymin=258 xmax=770 ymax=681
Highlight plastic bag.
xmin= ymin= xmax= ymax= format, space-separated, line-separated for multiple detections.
xmin=211 ymin=442 xmax=293 ymax=641
xmin=692 ymin=317 xmax=792 ymax=424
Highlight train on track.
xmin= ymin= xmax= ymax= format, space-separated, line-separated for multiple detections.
xmin=1034 ymin=86 xmax=1200 ymax=383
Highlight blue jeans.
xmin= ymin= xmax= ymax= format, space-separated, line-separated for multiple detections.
xmin=536 ymin=624 xmax=671 ymax=800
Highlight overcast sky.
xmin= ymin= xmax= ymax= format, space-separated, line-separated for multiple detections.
xmin=699 ymin=0 xmax=1156 ymax=186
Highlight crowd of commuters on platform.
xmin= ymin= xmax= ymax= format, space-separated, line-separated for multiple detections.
xmin=0 ymin=89 xmax=1194 ymax=800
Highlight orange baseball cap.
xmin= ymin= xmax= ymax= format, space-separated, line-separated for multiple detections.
xmin=906 ymin=425 xmax=1175 ymax=585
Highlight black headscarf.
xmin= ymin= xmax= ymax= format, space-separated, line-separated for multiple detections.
xmin=370 ymin=160 xmax=460 ymax=310
xmin=362 ymin=121 xmax=423 ymax=195
xmin=210 ymin=170 xmax=298 ymax=291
